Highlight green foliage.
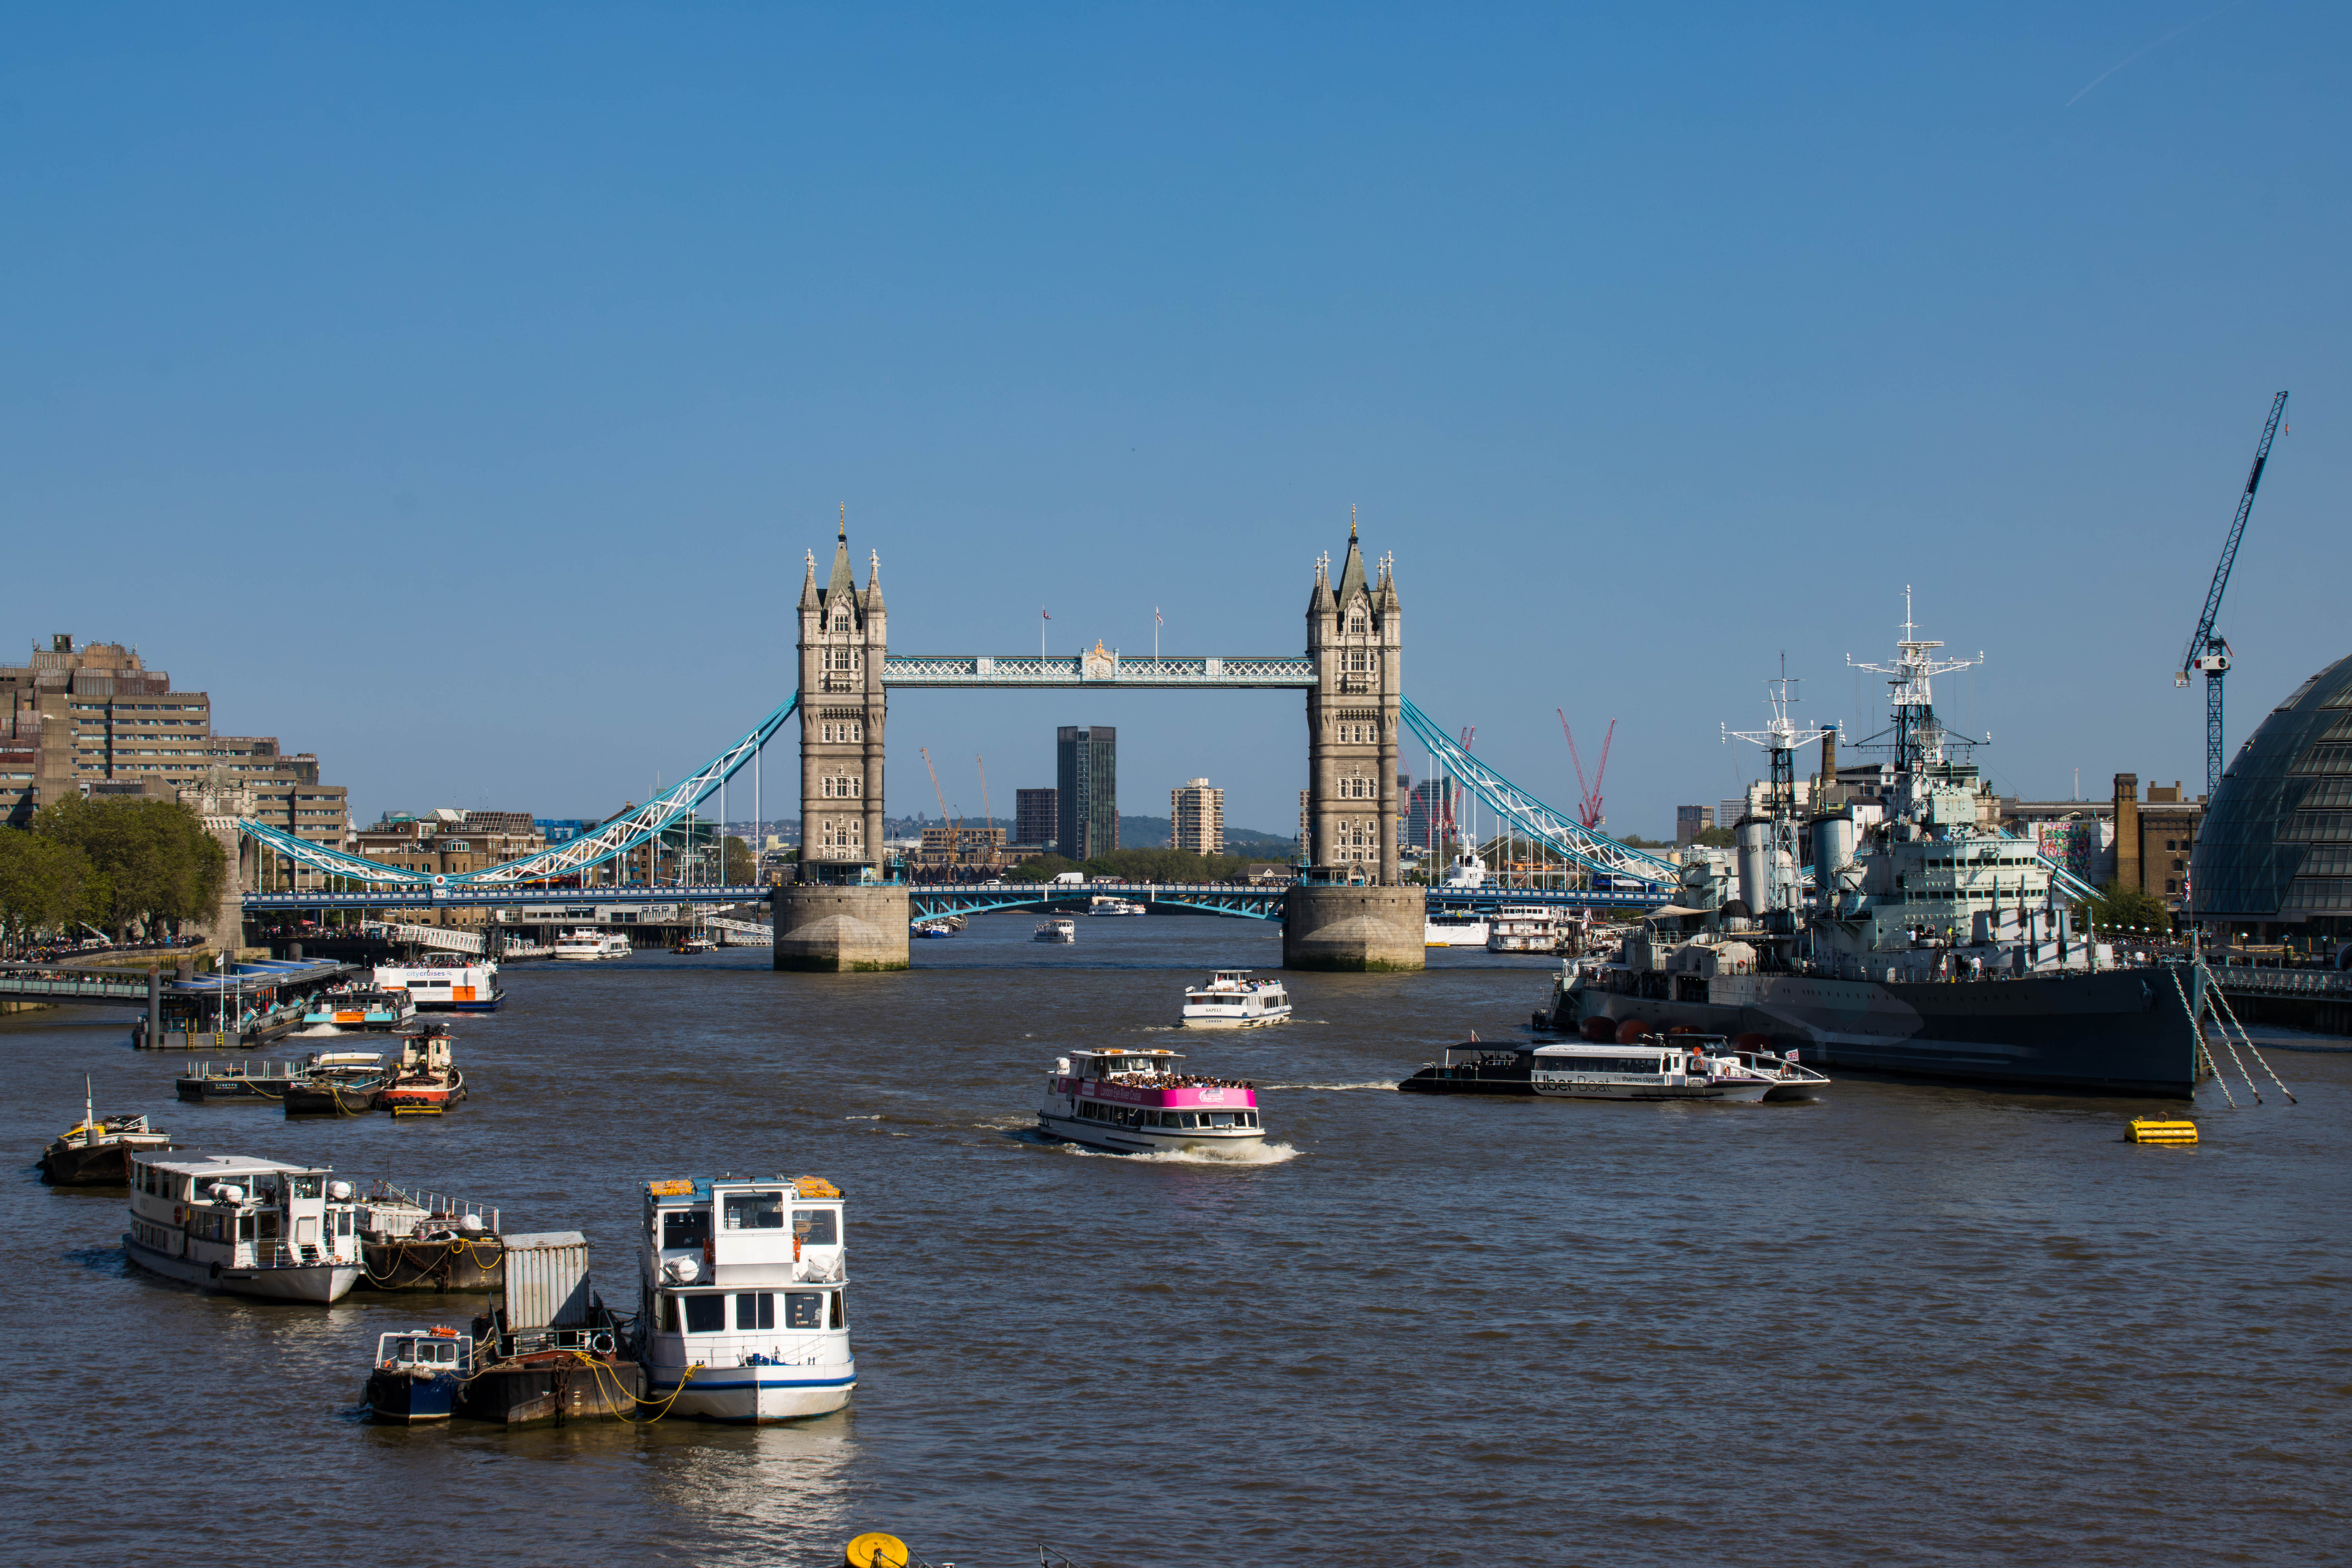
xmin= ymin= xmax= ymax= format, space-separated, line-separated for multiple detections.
xmin=0 ymin=828 xmax=95 ymax=946
xmin=32 ymin=796 xmax=227 ymax=941
xmin=1006 ymin=854 xmax=1074 ymax=883
xmin=721 ymin=835 xmax=757 ymax=881
xmin=1692 ymin=826 xmax=1736 ymax=848
xmin=1619 ymin=834 xmax=1674 ymax=849
xmin=2076 ymin=879 xmax=2174 ymax=935
xmin=1005 ymin=846 xmax=1258 ymax=884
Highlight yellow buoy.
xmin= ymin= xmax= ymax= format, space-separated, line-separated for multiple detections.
xmin=2128 ymin=1118 xmax=2198 ymax=1144
xmin=844 ymin=1532 xmax=909 ymax=1568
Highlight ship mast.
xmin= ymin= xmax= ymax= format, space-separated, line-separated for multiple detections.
xmin=1723 ymin=657 xmax=1835 ymax=922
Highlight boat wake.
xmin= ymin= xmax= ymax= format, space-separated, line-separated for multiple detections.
xmin=295 ymin=1024 xmax=343 ymax=1036
xmin=995 ymin=1127 xmax=1301 ymax=1165
xmin=1260 ymin=1081 xmax=1398 ymax=1092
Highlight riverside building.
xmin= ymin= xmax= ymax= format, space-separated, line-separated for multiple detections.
xmin=1171 ymin=779 xmax=1225 ymax=854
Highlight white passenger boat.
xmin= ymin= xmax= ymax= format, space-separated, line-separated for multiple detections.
xmin=1180 ymin=969 xmax=1292 ymax=1028
xmin=554 ymin=928 xmax=633 ymax=961
xmin=1033 ymin=918 xmax=1076 ymax=944
xmin=374 ymin=955 xmax=504 ymax=1011
xmin=636 ymin=1175 xmax=855 ymax=1423
xmin=1486 ymin=906 xmax=1565 ymax=955
xmin=1088 ymin=895 xmax=1146 ymax=916
xmin=1424 ymin=913 xmax=1491 ymax=947
xmin=1527 ymin=1038 xmax=1810 ymax=1103
xmin=1037 ymin=1048 xmax=1266 ymax=1153
xmin=123 ymin=1152 xmax=363 ymax=1302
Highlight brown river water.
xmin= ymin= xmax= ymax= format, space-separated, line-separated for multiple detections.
xmin=10 ymin=913 xmax=2350 ymax=1566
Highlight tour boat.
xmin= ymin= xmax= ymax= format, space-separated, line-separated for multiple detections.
xmin=379 ymin=1023 xmax=466 ymax=1112
xmin=1036 ymin=1047 xmax=1266 ymax=1153
xmin=123 ymin=1151 xmax=364 ymax=1302
xmin=912 ymin=920 xmax=957 ymax=938
xmin=374 ymin=956 xmax=504 ymax=1012
xmin=1088 ymin=895 xmax=1146 ymax=916
xmin=40 ymin=1082 xmax=172 ymax=1185
xmin=282 ymin=1052 xmax=390 ymax=1116
xmin=1179 ymin=969 xmax=1293 ymax=1028
xmin=1399 ymin=1033 xmax=1830 ymax=1103
xmin=1486 ymin=906 xmax=1566 ymax=955
xmin=555 ymin=928 xmax=634 ymax=961
xmin=366 ymin=1326 xmax=475 ymax=1423
xmin=636 ymin=1175 xmax=856 ymax=1423
xmin=1423 ymin=912 xmax=1492 ymax=947
xmin=301 ymin=987 xmax=417 ymax=1031
xmin=1033 ymin=918 xmax=1076 ymax=944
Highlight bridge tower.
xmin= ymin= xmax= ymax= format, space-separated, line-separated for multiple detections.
xmin=1304 ymin=520 xmax=1401 ymax=884
xmin=775 ymin=518 xmax=908 ymax=971
xmin=795 ymin=520 xmax=887 ymax=880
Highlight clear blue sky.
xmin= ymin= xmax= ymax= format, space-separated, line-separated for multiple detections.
xmin=5 ymin=5 xmax=2345 ymax=837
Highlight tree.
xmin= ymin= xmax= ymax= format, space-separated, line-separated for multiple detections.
xmin=721 ymin=835 xmax=757 ymax=881
xmin=1620 ymin=834 xmax=1674 ymax=849
xmin=0 ymin=829 xmax=94 ymax=950
xmin=1692 ymin=826 xmax=1736 ymax=848
xmin=34 ymin=796 xmax=227 ymax=942
xmin=2077 ymin=879 xmax=2174 ymax=936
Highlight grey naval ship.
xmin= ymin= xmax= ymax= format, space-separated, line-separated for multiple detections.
xmin=1539 ymin=604 xmax=2204 ymax=1097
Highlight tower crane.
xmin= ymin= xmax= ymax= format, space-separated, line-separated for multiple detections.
xmin=1557 ymin=710 xmax=1616 ymax=830
xmin=2179 ymin=391 xmax=2288 ymax=797
xmin=919 ymin=748 xmax=959 ymax=861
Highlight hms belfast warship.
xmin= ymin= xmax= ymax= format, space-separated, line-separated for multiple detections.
xmin=1546 ymin=602 xmax=2203 ymax=1097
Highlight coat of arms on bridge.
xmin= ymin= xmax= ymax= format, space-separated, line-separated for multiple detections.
xmin=1081 ymin=639 xmax=1118 ymax=681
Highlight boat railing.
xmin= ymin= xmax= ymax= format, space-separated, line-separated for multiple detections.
xmin=184 ymin=1057 xmax=301 ymax=1080
xmin=369 ymin=1181 xmax=501 ymax=1233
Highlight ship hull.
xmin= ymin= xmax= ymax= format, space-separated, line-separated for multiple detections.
xmin=1566 ymin=964 xmax=2200 ymax=1098
xmin=645 ymin=1367 xmax=855 ymax=1424
xmin=123 ymin=1232 xmax=359 ymax=1302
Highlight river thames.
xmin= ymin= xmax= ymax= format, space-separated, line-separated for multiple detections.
xmin=10 ymin=914 xmax=2349 ymax=1565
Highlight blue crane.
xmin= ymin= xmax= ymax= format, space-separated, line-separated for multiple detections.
xmin=2179 ymin=391 xmax=2288 ymax=798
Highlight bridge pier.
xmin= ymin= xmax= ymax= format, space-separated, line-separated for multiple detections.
xmin=1281 ymin=885 xmax=1424 ymax=972
xmin=769 ymin=886 xmax=910 ymax=973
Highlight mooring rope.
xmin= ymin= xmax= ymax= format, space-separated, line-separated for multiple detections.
xmin=2170 ymin=963 xmax=2238 ymax=1109
xmin=2199 ymin=958 xmax=2299 ymax=1104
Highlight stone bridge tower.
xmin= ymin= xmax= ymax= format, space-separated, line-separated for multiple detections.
xmin=795 ymin=520 xmax=887 ymax=881
xmin=1305 ymin=520 xmax=1401 ymax=884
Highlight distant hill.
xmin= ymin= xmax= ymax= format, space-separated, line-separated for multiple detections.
xmin=1118 ymin=813 xmax=1296 ymax=857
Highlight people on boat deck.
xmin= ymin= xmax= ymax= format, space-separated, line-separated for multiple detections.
xmin=1108 ymin=1072 xmax=1254 ymax=1090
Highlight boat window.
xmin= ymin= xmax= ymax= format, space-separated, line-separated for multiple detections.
xmin=736 ymin=1292 xmax=776 ymax=1330
xmin=683 ymin=1294 xmax=727 ymax=1333
xmin=337 ymin=1210 xmax=354 ymax=1235
xmin=830 ymin=1290 xmax=847 ymax=1329
xmin=238 ymin=1215 xmax=255 ymax=1240
xmin=1209 ymin=1112 xmax=1234 ymax=1128
xmin=662 ymin=1210 xmax=711 ymax=1250
xmin=724 ymin=1192 xmax=784 ymax=1231
xmin=1179 ymin=1113 xmax=1198 ymax=1128
xmin=785 ymin=1292 xmax=825 ymax=1329
xmin=658 ymin=1294 xmax=679 ymax=1332
xmin=292 ymin=1175 xmax=322 ymax=1199
xmin=258 ymin=1212 xmax=280 ymax=1239
xmin=794 ymin=1209 xmax=838 ymax=1246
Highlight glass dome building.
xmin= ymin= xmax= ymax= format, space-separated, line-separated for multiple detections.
xmin=2188 ymin=652 xmax=2352 ymax=942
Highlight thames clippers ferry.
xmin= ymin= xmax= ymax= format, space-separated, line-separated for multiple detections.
xmin=635 ymin=1175 xmax=854 ymax=1423
xmin=1037 ymin=1048 xmax=1265 ymax=1153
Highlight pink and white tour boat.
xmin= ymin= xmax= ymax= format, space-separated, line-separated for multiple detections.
xmin=1037 ymin=1047 xmax=1266 ymax=1154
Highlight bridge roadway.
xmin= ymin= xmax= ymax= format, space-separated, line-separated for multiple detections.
xmin=242 ymin=881 xmax=1664 ymax=923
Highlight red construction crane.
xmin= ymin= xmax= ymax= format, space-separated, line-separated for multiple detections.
xmin=1558 ymin=709 xmax=1616 ymax=830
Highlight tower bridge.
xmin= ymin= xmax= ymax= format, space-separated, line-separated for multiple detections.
xmin=231 ymin=519 xmax=1688 ymax=970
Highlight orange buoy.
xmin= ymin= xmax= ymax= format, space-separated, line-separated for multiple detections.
xmin=1579 ymin=1014 xmax=1617 ymax=1043
xmin=1614 ymin=1016 xmax=1648 ymax=1046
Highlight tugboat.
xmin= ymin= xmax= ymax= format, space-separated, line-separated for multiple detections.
xmin=366 ymin=1326 xmax=475 ymax=1422
xmin=636 ymin=1175 xmax=856 ymax=1422
xmin=39 ymin=1081 xmax=173 ymax=1185
xmin=123 ymin=1151 xmax=365 ymax=1302
xmin=283 ymin=1052 xmax=390 ymax=1116
xmin=1179 ymin=969 xmax=1293 ymax=1028
xmin=1036 ymin=1048 xmax=1265 ymax=1153
xmin=380 ymin=1023 xmax=466 ymax=1113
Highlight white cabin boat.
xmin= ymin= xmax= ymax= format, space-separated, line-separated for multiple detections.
xmin=1088 ymin=895 xmax=1146 ymax=916
xmin=1037 ymin=1048 xmax=1266 ymax=1153
xmin=374 ymin=955 xmax=504 ymax=1011
xmin=636 ymin=1175 xmax=854 ymax=1424
xmin=1180 ymin=969 xmax=1292 ymax=1028
xmin=123 ymin=1152 xmax=363 ymax=1302
xmin=1486 ymin=906 xmax=1565 ymax=955
xmin=1527 ymin=1038 xmax=1821 ymax=1103
xmin=1424 ymin=913 xmax=1491 ymax=947
xmin=1033 ymin=918 xmax=1076 ymax=944
xmin=554 ymin=928 xmax=633 ymax=961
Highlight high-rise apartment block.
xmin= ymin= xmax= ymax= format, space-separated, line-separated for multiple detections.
xmin=1056 ymin=726 xmax=1117 ymax=861
xmin=1170 ymin=778 xmax=1224 ymax=854
xmin=0 ymin=634 xmax=349 ymax=841
xmin=1676 ymin=804 xmax=1715 ymax=846
xmin=1015 ymin=787 xmax=1058 ymax=850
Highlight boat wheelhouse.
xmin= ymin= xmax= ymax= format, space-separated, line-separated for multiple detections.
xmin=1179 ymin=970 xmax=1292 ymax=1028
xmin=374 ymin=955 xmax=504 ymax=1012
xmin=554 ymin=929 xmax=633 ymax=961
xmin=366 ymin=1327 xmax=475 ymax=1423
xmin=636 ymin=1176 xmax=855 ymax=1424
xmin=381 ymin=1023 xmax=466 ymax=1112
xmin=1037 ymin=1048 xmax=1266 ymax=1153
xmin=123 ymin=1151 xmax=363 ymax=1302
xmin=1033 ymin=918 xmax=1076 ymax=944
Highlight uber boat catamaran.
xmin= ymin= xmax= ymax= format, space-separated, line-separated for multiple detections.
xmin=636 ymin=1175 xmax=855 ymax=1423
xmin=555 ymin=928 xmax=633 ymax=961
xmin=123 ymin=1151 xmax=364 ymax=1302
xmin=1180 ymin=970 xmax=1292 ymax=1028
xmin=374 ymin=955 xmax=503 ymax=1012
xmin=1399 ymin=1032 xmax=1830 ymax=1103
xmin=1037 ymin=1048 xmax=1266 ymax=1153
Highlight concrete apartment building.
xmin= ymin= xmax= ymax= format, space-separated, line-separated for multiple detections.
xmin=0 ymin=635 xmax=349 ymax=842
xmin=1015 ymin=787 xmax=1057 ymax=852
xmin=1170 ymin=778 xmax=1225 ymax=854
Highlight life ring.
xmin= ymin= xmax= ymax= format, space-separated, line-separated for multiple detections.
xmin=590 ymin=1330 xmax=615 ymax=1355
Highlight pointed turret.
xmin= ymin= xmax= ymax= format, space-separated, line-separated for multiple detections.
xmin=824 ymin=508 xmax=858 ymax=618
xmin=1334 ymin=523 xmax=1369 ymax=614
xmin=1308 ymin=549 xmax=1335 ymax=615
xmin=1376 ymin=551 xmax=1400 ymax=614
xmin=862 ymin=549 xmax=885 ymax=614
xmin=798 ymin=550 xmax=819 ymax=611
